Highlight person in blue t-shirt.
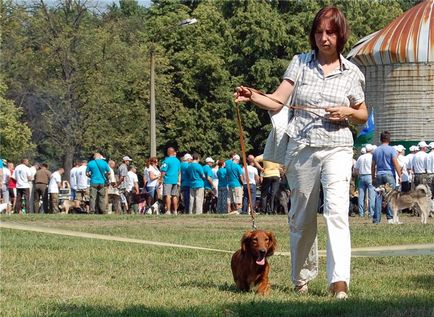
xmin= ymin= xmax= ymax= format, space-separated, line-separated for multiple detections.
xmin=226 ymin=154 xmax=244 ymax=214
xmin=216 ymin=160 xmax=228 ymax=213
xmin=160 ymin=147 xmax=181 ymax=215
xmin=186 ymin=153 xmax=206 ymax=214
xmin=371 ymin=131 xmax=402 ymax=224
xmin=0 ymin=158 xmax=3 ymax=182
xmin=180 ymin=153 xmax=192 ymax=213
xmin=203 ymin=157 xmax=216 ymax=213
xmin=86 ymin=152 xmax=110 ymax=214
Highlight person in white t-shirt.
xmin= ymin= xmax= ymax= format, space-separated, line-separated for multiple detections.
xmin=48 ymin=168 xmax=64 ymax=213
xmin=353 ymin=144 xmax=375 ymax=217
xmin=69 ymin=160 xmax=81 ymax=201
xmin=426 ymin=142 xmax=434 ymax=199
xmin=394 ymin=145 xmax=410 ymax=192
xmin=412 ymin=141 xmax=429 ymax=186
xmin=75 ymin=161 xmax=90 ymax=208
xmin=12 ymin=159 xmax=33 ymax=213
xmin=28 ymin=163 xmax=38 ymax=213
xmin=242 ymin=155 xmax=260 ymax=214
xmin=1 ymin=164 xmax=11 ymax=205
xmin=405 ymin=146 xmax=418 ymax=189
xmin=145 ymin=157 xmax=161 ymax=207
xmin=107 ymin=160 xmax=121 ymax=214
xmin=125 ymin=166 xmax=139 ymax=213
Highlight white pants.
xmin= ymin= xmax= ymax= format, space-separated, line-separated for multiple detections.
xmin=189 ymin=188 xmax=204 ymax=214
xmin=285 ymin=140 xmax=352 ymax=288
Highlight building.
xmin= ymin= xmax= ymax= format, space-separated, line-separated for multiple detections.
xmin=348 ymin=0 xmax=434 ymax=147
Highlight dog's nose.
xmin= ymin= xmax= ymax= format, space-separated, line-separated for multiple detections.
xmin=259 ymin=249 xmax=266 ymax=256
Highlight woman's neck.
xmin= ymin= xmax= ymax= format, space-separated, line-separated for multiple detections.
xmin=317 ymin=51 xmax=339 ymax=66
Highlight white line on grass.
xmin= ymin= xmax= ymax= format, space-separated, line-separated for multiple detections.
xmin=1 ymin=221 xmax=434 ymax=257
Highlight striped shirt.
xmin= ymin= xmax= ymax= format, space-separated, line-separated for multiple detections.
xmin=283 ymin=51 xmax=365 ymax=147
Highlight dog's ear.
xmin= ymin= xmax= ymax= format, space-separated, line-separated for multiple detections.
xmin=266 ymin=231 xmax=277 ymax=256
xmin=241 ymin=231 xmax=253 ymax=253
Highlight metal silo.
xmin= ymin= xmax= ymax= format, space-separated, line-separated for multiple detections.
xmin=348 ymin=0 xmax=434 ymax=146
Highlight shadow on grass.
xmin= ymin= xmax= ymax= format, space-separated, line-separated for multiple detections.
xmin=180 ymin=281 xmax=301 ymax=296
xmin=408 ymin=274 xmax=434 ymax=291
xmin=44 ymin=296 xmax=434 ymax=317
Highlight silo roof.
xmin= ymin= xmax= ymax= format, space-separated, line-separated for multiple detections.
xmin=348 ymin=0 xmax=434 ymax=65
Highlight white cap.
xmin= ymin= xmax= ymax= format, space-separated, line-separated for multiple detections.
xmin=122 ymin=156 xmax=133 ymax=161
xmin=418 ymin=141 xmax=428 ymax=148
xmin=372 ymin=145 xmax=377 ymax=151
xmin=183 ymin=153 xmax=192 ymax=161
xmin=395 ymin=145 xmax=405 ymax=153
xmin=409 ymin=145 xmax=416 ymax=152
xmin=232 ymin=154 xmax=240 ymax=161
xmin=205 ymin=157 xmax=214 ymax=163
xmin=360 ymin=147 xmax=367 ymax=154
xmin=428 ymin=142 xmax=434 ymax=148
xmin=365 ymin=144 xmax=374 ymax=152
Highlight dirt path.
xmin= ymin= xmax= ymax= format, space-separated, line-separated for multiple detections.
xmin=1 ymin=221 xmax=433 ymax=257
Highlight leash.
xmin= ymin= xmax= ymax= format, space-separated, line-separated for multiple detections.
xmin=235 ymin=104 xmax=256 ymax=231
xmin=246 ymin=87 xmax=348 ymax=126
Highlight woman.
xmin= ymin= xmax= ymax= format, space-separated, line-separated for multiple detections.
xmin=235 ymin=6 xmax=368 ymax=299
xmin=145 ymin=157 xmax=161 ymax=208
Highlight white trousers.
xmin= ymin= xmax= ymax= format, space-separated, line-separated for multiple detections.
xmin=285 ymin=140 xmax=352 ymax=287
xmin=189 ymin=188 xmax=204 ymax=214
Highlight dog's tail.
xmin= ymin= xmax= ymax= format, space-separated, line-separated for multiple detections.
xmin=415 ymin=184 xmax=430 ymax=198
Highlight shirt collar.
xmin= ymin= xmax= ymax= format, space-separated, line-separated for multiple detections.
xmin=309 ymin=50 xmax=350 ymax=71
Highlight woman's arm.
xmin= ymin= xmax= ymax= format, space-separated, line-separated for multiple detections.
xmin=234 ymin=79 xmax=294 ymax=112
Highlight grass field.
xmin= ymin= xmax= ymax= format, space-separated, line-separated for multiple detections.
xmin=1 ymin=213 xmax=433 ymax=317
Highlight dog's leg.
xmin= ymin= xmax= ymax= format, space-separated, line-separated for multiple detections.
xmin=255 ymin=265 xmax=270 ymax=295
xmin=392 ymin=206 xmax=398 ymax=224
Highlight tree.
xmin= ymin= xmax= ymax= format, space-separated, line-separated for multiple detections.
xmin=0 ymin=79 xmax=35 ymax=162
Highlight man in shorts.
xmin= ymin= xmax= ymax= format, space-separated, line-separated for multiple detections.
xmin=160 ymin=147 xmax=181 ymax=215
xmin=226 ymin=154 xmax=244 ymax=214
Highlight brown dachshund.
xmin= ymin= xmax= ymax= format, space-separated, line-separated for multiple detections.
xmin=231 ymin=230 xmax=277 ymax=295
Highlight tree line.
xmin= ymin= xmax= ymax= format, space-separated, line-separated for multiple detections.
xmin=0 ymin=0 xmax=417 ymax=173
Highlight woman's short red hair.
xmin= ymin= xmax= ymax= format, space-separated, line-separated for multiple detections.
xmin=309 ymin=6 xmax=349 ymax=55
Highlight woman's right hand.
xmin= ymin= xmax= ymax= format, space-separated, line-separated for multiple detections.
xmin=234 ymin=86 xmax=252 ymax=103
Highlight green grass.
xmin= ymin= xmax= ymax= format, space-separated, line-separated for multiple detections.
xmin=1 ymin=214 xmax=434 ymax=317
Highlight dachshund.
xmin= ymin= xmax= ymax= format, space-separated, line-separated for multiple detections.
xmin=231 ymin=230 xmax=276 ymax=295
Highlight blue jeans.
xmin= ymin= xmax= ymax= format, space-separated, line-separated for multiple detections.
xmin=181 ymin=186 xmax=190 ymax=212
xmin=358 ymin=175 xmax=375 ymax=217
xmin=373 ymin=173 xmax=395 ymax=223
xmin=242 ymin=184 xmax=256 ymax=214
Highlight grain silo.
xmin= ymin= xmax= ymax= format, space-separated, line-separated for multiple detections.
xmin=348 ymin=0 xmax=434 ymax=147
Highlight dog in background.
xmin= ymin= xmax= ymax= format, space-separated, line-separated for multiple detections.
xmin=146 ymin=200 xmax=161 ymax=215
xmin=231 ymin=230 xmax=276 ymax=295
xmin=61 ymin=200 xmax=76 ymax=214
xmin=377 ymin=183 xmax=431 ymax=224
xmin=0 ymin=202 xmax=12 ymax=214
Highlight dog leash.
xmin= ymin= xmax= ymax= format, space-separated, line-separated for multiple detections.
xmin=235 ymin=104 xmax=257 ymax=231
xmin=246 ymin=87 xmax=348 ymax=126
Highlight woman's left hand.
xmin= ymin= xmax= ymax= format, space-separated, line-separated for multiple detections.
xmin=325 ymin=106 xmax=353 ymax=121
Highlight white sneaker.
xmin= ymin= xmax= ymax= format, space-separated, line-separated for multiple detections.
xmin=335 ymin=291 xmax=348 ymax=300
xmin=228 ymin=210 xmax=239 ymax=215
xmin=387 ymin=219 xmax=394 ymax=224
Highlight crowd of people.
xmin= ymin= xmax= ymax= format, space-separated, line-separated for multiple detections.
xmin=1 ymin=138 xmax=432 ymax=220
xmin=0 ymin=148 xmax=291 ymax=216
xmin=353 ymin=133 xmax=434 ymax=224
